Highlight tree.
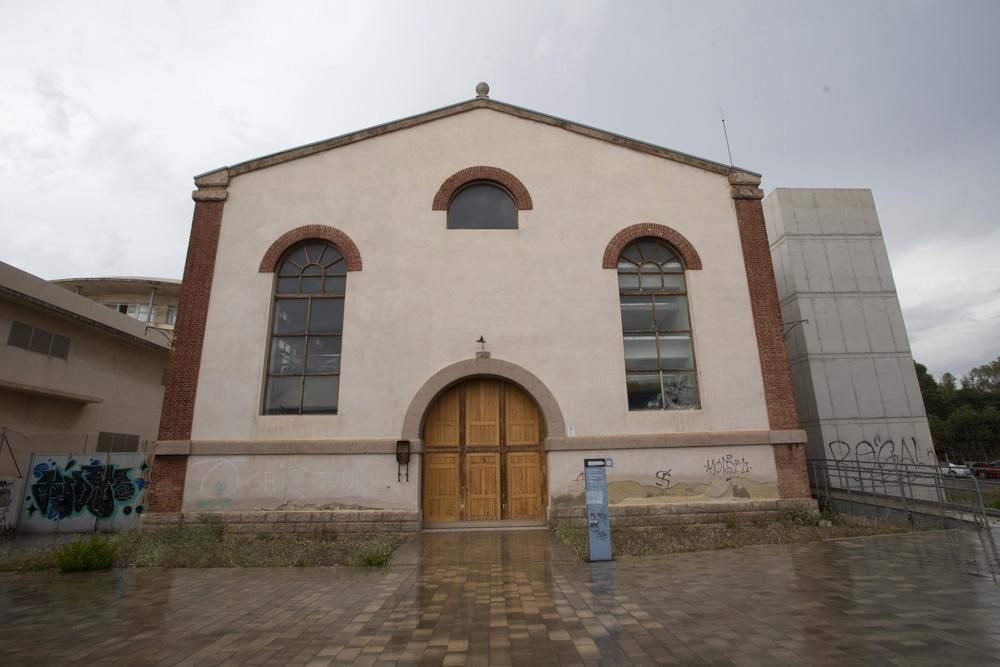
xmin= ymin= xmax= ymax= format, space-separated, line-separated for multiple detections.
xmin=962 ymin=356 xmax=1000 ymax=393
xmin=914 ymin=363 xmax=947 ymax=420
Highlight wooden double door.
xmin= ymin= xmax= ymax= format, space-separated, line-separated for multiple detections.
xmin=422 ymin=379 xmax=546 ymax=522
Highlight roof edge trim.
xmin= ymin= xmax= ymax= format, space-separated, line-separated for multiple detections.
xmin=193 ymin=98 xmax=760 ymax=182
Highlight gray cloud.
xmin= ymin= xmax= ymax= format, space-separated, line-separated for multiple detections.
xmin=0 ymin=0 xmax=996 ymax=377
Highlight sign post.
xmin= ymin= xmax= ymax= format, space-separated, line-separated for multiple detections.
xmin=584 ymin=458 xmax=612 ymax=562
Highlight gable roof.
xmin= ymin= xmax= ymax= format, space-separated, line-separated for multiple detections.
xmin=195 ymin=97 xmax=758 ymax=187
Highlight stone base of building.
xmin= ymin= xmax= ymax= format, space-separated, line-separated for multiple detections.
xmin=142 ymin=500 xmax=817 ymax=534
xmin=141 ymin=510 xmax=421 ymax=536
xmin=549 ymin=498 xmax=816 ymax=528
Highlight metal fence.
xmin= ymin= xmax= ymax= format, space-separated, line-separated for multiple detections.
xmin=807 ymin=458 xmax=1000 ymax=565
xmin=930 ymin=442 xmax=1000 ymax=467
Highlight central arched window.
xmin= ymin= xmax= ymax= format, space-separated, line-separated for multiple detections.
xmin=617 ymin=238 xmax=700 ymax=410
xmin=263 ymin=241 xmax=346 ymax=414
xmin=447 ymin=181 xmax=517 ymax=229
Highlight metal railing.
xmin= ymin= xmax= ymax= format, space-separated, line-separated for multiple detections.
xmin=807 ymin=458 xmax=999 ymax=564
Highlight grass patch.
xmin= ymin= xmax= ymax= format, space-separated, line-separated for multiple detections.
xmin=55 ymin=534 xmax=118 ymax=572
xmin=552 ymin=509 xmax=920 ymax=560
xmin=0 ymin=518 xmax=403 ymax=571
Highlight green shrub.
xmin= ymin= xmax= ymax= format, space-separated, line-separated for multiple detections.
xmin=55 ymin=534 xmax=118 ymax=572
xmin=986 ymin=498 xmax=1000 ymax=511
xmin=779 ymin=503 xmax=820 ymax=527
xmin=341 ymin=533 xmax=397 ymax=567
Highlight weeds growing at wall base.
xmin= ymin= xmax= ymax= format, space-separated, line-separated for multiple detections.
xmin=0 ymin=518 xmax=402 ymax=571
xmin=552 ymin=509 xmax=921 ymax=560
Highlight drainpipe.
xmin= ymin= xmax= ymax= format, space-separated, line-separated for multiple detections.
xmin=147 ymin=286 xmax=157 ymax=323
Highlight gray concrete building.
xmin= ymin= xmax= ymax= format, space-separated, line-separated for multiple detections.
xmin=764 ymin=189 xmax=934 ymax=469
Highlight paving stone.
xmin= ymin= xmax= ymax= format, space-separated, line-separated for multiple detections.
xmin=1 ymin=530 xmax=999 ymax=665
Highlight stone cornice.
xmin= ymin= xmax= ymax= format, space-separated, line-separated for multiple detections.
xmin=730 ymin=171 xmax=764 ymax=200
xmin=192 ymin=168 xmax=229 ymax=202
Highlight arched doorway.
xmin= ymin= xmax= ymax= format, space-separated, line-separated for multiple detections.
xmin=422 ymin=378 xmax=546 ymax=524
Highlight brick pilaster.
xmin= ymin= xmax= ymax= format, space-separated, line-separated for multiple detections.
xmin=149 ymin=170 xmax=228 ymax=513
xmin=730 ymin=171 xmax=810 ymax=498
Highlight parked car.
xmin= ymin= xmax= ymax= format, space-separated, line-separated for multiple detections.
xmin=939 ymin=462 xmax=974 ymax=477
xmin=971 ymin=461 xmax=1000 ymax=480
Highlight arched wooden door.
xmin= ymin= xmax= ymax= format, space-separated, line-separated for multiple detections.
xmin=422 ymin=379 xmax=546 ymax=523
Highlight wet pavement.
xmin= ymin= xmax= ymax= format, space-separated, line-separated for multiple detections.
xmin=1 ymin=529 xmax=999 ymax=665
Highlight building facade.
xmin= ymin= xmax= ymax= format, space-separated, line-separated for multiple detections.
xmin=53 ymin=276 xmax=181 ymax=341
xmin=0 ymin=261 xmax=170 ymax=532
xmin=147 ymin=91 xmax=812 ymax=533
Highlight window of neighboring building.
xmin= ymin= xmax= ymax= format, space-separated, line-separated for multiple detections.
xmin=447 ymin=181 xmax=517 ymax=229
xmin=263 ymin=241 xmax=346 ymax=415
xmin=96 ymin=431 xmax=140 ymax=453
xmin=6 ymin=321 xmax=70 ymax=359
xmin=617 ymin=238 xmax=699 ymax=410
xmin=166 ymin=306 xmax=177 ymax=325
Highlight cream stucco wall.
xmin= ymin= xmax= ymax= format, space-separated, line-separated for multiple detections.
xmin=191 ymin=108 xmax=769 ymax=442
xmin=548 ymin=444 xmax=779 ymax=506
xmin=181 ymin=454 xmax=417 ymax=512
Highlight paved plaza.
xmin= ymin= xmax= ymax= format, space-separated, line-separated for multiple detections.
xmin=1 ymin=529 xmax=999 ymax=665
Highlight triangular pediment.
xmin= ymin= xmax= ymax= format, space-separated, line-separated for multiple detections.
xmin=195 ymin=97 xmax=756 ymax=188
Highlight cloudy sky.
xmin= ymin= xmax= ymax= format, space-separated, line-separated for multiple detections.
xmin=1 ymin=1 xmax=997 ymax=378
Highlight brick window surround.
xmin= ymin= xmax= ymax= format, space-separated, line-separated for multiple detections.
xmin=259 ymin=225 xmax=363 ymax=273
xmin=432 ymin=166 xmax=533 ymax=210
xmin=602 ymin=224 xmax=703 ymax=270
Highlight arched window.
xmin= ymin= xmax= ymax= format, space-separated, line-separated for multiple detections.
xmin=447 ymin=182 xmax=517 ymax=229
xmin=617 ymin=238 xmax=699 ymax=410
xmin=263 ymin=241 xmax=346 ymax=414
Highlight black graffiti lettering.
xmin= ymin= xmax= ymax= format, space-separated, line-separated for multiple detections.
xmin=704 ymin=454 xmax=752 ymax=479
xmin=30 ymin=464 xmax=137 ymax=520
xmin=655 ymin=469 xmax=672 ymax=489
xmin=825 ymin=436 xmax=922 ymax=483
xmin=829 ymin=440 xmax=851 ymax=463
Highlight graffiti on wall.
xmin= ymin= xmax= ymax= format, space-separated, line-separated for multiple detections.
xmin=0 ymin=479 xmax=17 ymax=534
xmin=704 ymin=454 xmax=752 ymax=480
xmin=24 ymin=458 xmax=146 ymax=520
xmin=827 ymin=436 xmax=926 ymax=468
xmin=654 ymin=469 xmax=672 ymax=489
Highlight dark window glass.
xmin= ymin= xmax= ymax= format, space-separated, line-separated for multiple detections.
xmin=277 ymin=277 xmax=299 ymax=293
xmin=50 ymin=335 xmax=70 ymax=359
xmin=269 ymin=337 xmax=305 ymax=375
xmin=306 ymin=336 xmax=341 ymax=373
xmin=96 ymin=431 xmax=140 ymax=453
xmin=302 ymin=376 xmax=339 ymax=413
xmin=263 ymin=241 xmax=346 ymax=415
xmin=617 ymin=238 xmax=699 ymax=410
xmin=265 ymin=377 xmax=303 ymax=414
xmin=28 ymin=328 xmax=53 ymax=354
xmin=273 ymin=299 xmax=308 ymax=335
xmin=447 ymin=182 xmax=517 ymax=229
xmin=626 ymin=373 xmax=663 ymax=411
xmin=7 ymin=321 xmax=32 ymax=349
xmin=309 ymin=300 xmax=344 ymax=333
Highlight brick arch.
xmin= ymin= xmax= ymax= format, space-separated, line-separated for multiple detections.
xmin=602 ymin=223 xmax=703 ymax=270
xmin=258 ymin=225 xmax=363 ymax=273
xmin=431 ymin=166 xmax=533 ymax=210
